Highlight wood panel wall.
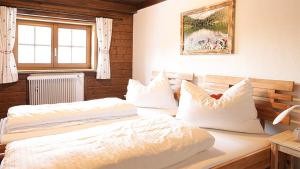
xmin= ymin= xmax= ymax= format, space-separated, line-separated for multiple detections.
xmin=0 ymin=14 xmax=133 ymax=119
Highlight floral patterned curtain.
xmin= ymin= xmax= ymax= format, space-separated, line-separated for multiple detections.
xmin=0 ymin=6 xmax=18 ymax=84
xmin=96 ymin=17 xmax=113 ymax=79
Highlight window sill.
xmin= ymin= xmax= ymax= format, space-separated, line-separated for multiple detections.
xmin=18 ymin=69 xmax=96 ymax=74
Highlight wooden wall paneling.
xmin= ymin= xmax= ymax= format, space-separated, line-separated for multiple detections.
xmin=0 ymin=11 xmax=133 ymax=117
xmin=0 ymin=74 xmax=28 ymax=119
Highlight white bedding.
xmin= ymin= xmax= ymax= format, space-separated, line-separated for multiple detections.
xmin=0 ymin=108 xmax=270 ymax=169
xmin=137 ymin=107 xmax=177 ymax=117
xmin=1 ymin=115 xmax=215 ymax=169
xmin=6 ymin=98 xmax=136 ymax=133
xmin=0 ymin=108 xmax=174 ymax=144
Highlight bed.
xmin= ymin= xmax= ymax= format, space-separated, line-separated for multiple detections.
xmin=0 ymin=72 xmax=295 ymax=169
xmin=151 ymin=72 xmax=295 ymax=169
xmin=1 ymin=113 xmax=270 ymax=169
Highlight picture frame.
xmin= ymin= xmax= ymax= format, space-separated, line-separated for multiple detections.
xmin=180 ymin=0 xmax=235 ymax=55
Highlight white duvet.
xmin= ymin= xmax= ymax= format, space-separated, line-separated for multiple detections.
xmin=6 ymin=98 xmax=137 ymax=133
xmin=1 ymin=115 xmax=215 ymax=169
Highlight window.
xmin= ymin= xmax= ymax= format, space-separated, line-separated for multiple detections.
xmin=15 ymin=20 xmax=92 ymax=70
xmin=58 ymin=28 xmax=86 ymax=64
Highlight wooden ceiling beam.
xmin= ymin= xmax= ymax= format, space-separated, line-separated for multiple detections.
xmin=0 ymin=0 xmax=138 ymax=14
xmin=138 ymin=0 xmax=166 ymax=9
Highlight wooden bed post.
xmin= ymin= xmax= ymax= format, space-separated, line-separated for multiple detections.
xmin=271 ymin=143 xmax=279 ymax=169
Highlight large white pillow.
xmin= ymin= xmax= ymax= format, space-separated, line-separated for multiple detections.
xmin=176 ymin=80 xmax=264 ymax=134
xmin=126 ymin=71 xmax=177 ymax=109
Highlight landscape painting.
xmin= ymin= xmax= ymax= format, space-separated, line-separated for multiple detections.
xmin=180 ymin=0 xmax=234 ymax=54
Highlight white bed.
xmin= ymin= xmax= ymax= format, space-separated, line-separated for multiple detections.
xmin=0 ymin=108 xmax=269 ymax=169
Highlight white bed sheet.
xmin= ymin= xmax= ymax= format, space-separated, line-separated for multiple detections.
xmin=0 ymin=107 xmax=270 ymax=169
xmin=137 ymin=107 xmax=177 ymax=117
xmin=166 ymin=129 xmax=270 ymax=169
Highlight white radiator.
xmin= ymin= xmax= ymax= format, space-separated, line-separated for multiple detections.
xmin=28 ymin=73 xmax=84 ymax=105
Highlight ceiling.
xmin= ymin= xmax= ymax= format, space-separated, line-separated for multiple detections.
xmin=0 ymin=0 xmax=165 ymax=16
xmin=102 ymin=0 xmax=166 ymax=9
xmin=102 ymin=0 xmax=146 ymax=6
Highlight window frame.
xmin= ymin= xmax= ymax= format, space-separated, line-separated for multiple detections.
xmin=15 ymin=19 xmax=92 ymax=70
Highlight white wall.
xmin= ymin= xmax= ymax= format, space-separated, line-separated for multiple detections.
xmin=133 ymin=0 xmax=300 ymax=84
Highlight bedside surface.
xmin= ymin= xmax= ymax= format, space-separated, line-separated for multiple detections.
xmin=270 ymin=130 xmax=300 ymax=152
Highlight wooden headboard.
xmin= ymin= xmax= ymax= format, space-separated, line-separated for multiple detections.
xmin=203 ymin=75 xmax=295 ymax=125
xmin=151 ymin=71 xmax=296 ymax=125
xmin=151 ymin=71 xmax=194 ymax=91
xmin=152 ymin=71 xmax=193 ymax=101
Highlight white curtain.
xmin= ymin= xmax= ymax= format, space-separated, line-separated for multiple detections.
xmin=0 ymin=6 xmax=18 ymax=84
xmin=96 ymin=17 xmax=113 ymax=79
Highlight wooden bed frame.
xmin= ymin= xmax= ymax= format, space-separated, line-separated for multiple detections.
xmin=0 ymin=72 xmax=295 ymax=169
xmin=153 ymin=71 xmax=295 ymax=169
xmin=204 ymin=75 xmax=295 ymax=169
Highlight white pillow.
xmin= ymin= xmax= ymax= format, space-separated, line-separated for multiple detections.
xmin=176 ymin=80 xmax=264 ymax=134
xmin=126 ymin=71 xmax=177 ymax=109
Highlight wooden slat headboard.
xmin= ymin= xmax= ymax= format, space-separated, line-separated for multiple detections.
xmin=152 ymin=71 xmax=193 ymax=101
xmin=151 ymin=71 xmax=194 ymax=91
xmin=151 ymin=71 xmax=296 ymax=125
xmin=204 ymin=75 xmax=295 ymax=125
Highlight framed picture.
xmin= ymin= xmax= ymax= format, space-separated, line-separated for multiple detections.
xmin=180 ymin=0 xmax=235 ymax=55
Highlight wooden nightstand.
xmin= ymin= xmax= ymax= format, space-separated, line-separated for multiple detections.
xmin=270 ymin=130 xmax=300 ymax=169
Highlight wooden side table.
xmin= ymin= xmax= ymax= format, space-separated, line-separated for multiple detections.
xmin=270 ymin=130 xmax=300 ymax=169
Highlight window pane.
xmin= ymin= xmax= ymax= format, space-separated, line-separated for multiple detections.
xmin=18 ymin=25 xmax=34 ymax=44
xmin=58 ymin=28 xmax=71 ymax=46
xmin=35 ymin=46 xmax=51 ymax=63
xmin=35 ymin=26 xmax=51 ymax=45
xmin=17 ymin=22 xmax=90 ymax=69
xmin=72 ymin=47 xmax=86 ymax=63
xmin=18 ymin=45 xmax=34 ymax=63
xmin=72 ymin=29 xmax=86 ymax=47
xmin=58 ymin=47 xmax=71 ymax=63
